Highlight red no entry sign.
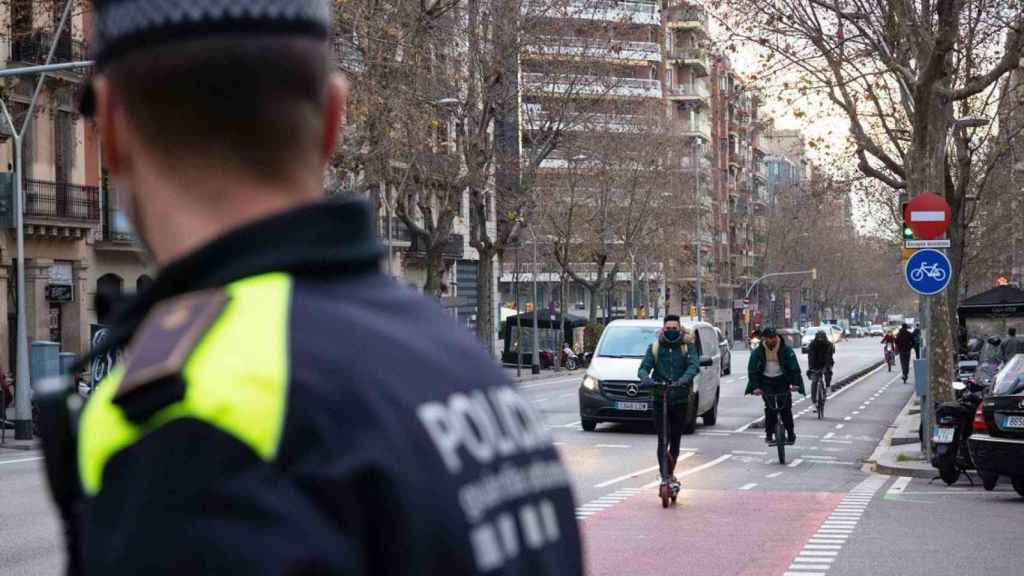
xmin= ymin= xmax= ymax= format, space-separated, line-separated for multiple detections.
xmin=905 ymin=193 xmax=952 ymax=240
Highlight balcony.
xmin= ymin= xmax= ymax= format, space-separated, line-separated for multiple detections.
xmin=530 ymin=36 xmax=661 ymax=63
xmin=10 ymin=30 xmax=88 ymax=81
xmin=667 ymin=81 xmax=710 ymax=102
xmin=665 ymin=4 xmax=709 ymax=29
xmin=668 ymin=47 xmax=709 ymax=76
xmin=24 ymin=179 xmax=99 ymax=222
xmin=522 ymin=73 xmax=662 ymax=99
xmin=523 ymin=0 xmax=660 ymax=25
xmin=409 ymin=233 xmax=465 ymax=261
xmin=675 ymin=118 xmax=711 ymax=141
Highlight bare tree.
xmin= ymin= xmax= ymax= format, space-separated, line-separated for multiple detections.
xmin=716 ymin=0 xmax=1024 ymax=407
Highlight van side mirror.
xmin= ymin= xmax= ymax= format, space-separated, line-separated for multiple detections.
xmin=700 ymin=357 xmax=714 ymax=368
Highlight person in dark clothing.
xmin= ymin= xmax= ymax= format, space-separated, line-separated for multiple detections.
xmin=896 ymin=324 xmax=916 ymax=382
xmin=746 ymin=327 xmax=805 ymax=444
xmin=638 ymin=315 xmax=700 ymax=490
xmin=806 ymin=330 xmax=835 ymax=410
xmin=1001 ymin=327 xmax=1023 ymax=362
xmin=911 ymin=326 xmax=922 ymax=359
xmin=58 ymin=3 xmax=584 ymax=575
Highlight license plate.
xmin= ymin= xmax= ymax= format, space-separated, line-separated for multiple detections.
xmin=615 ymin=401 xmax=650 ymax=412
xmin=932 ymin=427 xmax=955 ymax=444
xmin=1002 ymin=415 xmax=1024 ymax=429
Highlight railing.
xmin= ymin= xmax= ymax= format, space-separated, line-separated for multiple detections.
xmin=522 ymin=73 xmax=662 ymax=98
xmin=24 ymin=179 xmax=100 ymax=222
xmin=675 ymin=118 xmax=712 ymax=140
xmin=531 ymin=36 xmax=661 ymax=62
xmin=11 ymin=29 xmax=88 ymax=73
xmin=665 ymin=4 xmax=709 ymax=27
xmin=669 ymin=47 xmax=709 ymax=69
xmin=102 ymin=208 xmax=135 ymax=243
xmin=523 ymin=0 xmax=660 ymax=25
xmin=668 ymin=81 xmax=710 ymax=100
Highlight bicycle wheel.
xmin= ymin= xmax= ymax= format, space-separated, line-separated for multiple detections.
xmin=776 ymin=416 xmax=787 ymax=465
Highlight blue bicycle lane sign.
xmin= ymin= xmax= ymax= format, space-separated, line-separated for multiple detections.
xmin=905 ymin=248 xmax=952 ymax=295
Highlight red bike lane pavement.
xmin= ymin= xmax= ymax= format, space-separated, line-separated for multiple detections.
xmin=582 ymin=489 xmax=844 ymax=576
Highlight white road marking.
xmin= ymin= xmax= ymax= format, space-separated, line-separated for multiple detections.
xmin=804 ymin=455 xmax=837 ymax=461
xmin=594 ymin=444 xmax=631 ymax=449
xmin=852 ymin=411 xmax=860 ymax=415
xmin=766 ymin=472 xmax=784 ymax=478
xmin=561 ymin=421 xmax=582 ymax=428
xmin=732 ymin=450 xmax=768 ymax=456
xmin=821 ymin=439 xmax=854 ymax=444
xmin=740 ymin=483 xmax=758 ymax=490
xmin=788 ymin=458 xmax=804 ymax=468
xmin=886 ymin=476 xmax=913 ymax=496
xmin=533 ymin=397 xmax=549 ymax=402
xmin=699 ymin=432 xmax=732 ymax=436
xmin=593 ymin=464 xmax=662 ymax=489
xmin=835 ymin=424 xmax=845 ymax=429
xmin=803 ymin=545 xmax=843 ymax=550
xmin=843 ymin=416 xmax=853 ymax=421
xmin=784 ymin=572 xmax=826 ymax=576
xmin=642 ymin=454 xmax=734 ymax=488
xmin=823 ymin=432 xmax=835 ymax=439
xmin=0 ymin=456 xmax=43 ymax=466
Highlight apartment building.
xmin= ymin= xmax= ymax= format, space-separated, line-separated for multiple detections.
xmin=504 ymin=0 xmax=666 ymax=320
xmin=0 ymin=4 xmax=147 ymax=373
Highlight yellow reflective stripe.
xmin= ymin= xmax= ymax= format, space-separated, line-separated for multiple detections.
xmin=78 ymin=273 xmax=291 ymax=496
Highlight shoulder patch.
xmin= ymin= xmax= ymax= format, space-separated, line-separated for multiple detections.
xmin=113 ymin=289 xmax=230 ymax=420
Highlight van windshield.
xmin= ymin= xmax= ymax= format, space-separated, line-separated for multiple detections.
xmin=598 ymin=326 xmax=661 ymax=358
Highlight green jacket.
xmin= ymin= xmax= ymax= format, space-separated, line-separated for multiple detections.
xmin=745 ymin=341 xmax=805 ymax=395
xmin=637 ymin=330 xmax=700 ymax=406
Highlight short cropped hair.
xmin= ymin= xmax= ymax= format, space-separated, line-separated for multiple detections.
xmin=106 ymin=35 xmax=331 ymax=183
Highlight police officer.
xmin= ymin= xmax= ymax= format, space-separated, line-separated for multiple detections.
xmin=57 ymin=2 xmax=583 ymax=574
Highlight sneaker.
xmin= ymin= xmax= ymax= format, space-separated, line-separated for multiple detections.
xmin=670 ymin=476 xmax=680 ymax=491
xmin=786 ymin=433 xmax=797 ymax=445
xmin=765 ymin=434 xmax=775 ymax=444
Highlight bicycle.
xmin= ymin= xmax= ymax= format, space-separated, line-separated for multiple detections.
xmin=756 ymin=392 xmax=794 ymax=465
xmin=884 ymin=345 xmax=895 ymax=372
xmin=641 ymin=377 xmax=685 ymax=508
xmin=808 ymin=369 xmax=827 ymax=419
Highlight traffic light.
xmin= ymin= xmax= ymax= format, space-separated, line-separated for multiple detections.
xmin=901 ymin=201 xmax=914 ymax=240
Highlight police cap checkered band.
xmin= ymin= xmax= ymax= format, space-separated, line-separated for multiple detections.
xmin=91 ymin=0 xmax=330 ymax=67
xmin=81 ymin=0 xmax=331 ymax=115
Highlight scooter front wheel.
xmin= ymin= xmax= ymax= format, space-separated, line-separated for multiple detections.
xmin=659 ymin=484 xmax=670 ymax=508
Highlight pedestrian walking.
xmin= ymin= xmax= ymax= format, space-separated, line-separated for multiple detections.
xmin=49 ymin=2 xmax=583 ymax=574
xmin=896 ymin=324 xmax=915 ymax=383
xmin=1001 ymin=327 xmax=1023 ymax=362
xmin=912 ymin=325 xmax=922 ymax=359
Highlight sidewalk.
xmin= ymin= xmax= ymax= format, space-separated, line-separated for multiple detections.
xmin=865 ymin=392 xmax=935 ymax=478
xmin=504 ymin=366 xmax=583 ymax=383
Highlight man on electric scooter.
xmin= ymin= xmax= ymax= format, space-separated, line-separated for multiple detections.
xmin=746 ymin=327 xmax=805 ymax=445
xmin=638 ymin=315 xmax=699 ymax=492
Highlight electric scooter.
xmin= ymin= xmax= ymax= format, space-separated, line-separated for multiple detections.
xmin=642 ymin=377 xmax=684 ymax=508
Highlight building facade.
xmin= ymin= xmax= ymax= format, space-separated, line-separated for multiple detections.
xmin=0 ymin=5 xmax=147 ymax=375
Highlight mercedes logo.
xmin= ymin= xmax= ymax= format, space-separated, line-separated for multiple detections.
xmin=626 ymin=383 xmax=639 ymax=397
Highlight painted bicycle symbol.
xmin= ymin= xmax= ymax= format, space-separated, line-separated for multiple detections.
xmin=909 ymin=261 xmax=947 ymax=283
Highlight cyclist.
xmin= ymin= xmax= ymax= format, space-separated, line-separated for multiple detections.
xmin=881 ymin=330 xmax=897 ymax=371
xmin=746 ymin=327 xmax=805 ymax=445
xmin=638 ymin=315 xmax=699 ymax=492
xmin=806 ymin=330 xmax=835 ymax=412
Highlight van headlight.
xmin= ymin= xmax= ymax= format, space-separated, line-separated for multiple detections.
xmin=582 ymin=376 xmax=600 ymax=391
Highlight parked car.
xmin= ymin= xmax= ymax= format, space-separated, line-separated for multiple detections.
xmin=869 ymin=324 xmax=884 ymax=337
xmin=848 ymin=326 xmax=864 ymax=339
xmin=801 ymin=325 xmax=840 ymax=354
xmin=715 ymin=327 xmax=732 ymax=376
xmin=579 ymin=319 xmax=720 ymax=433
xmin=967 ymin=354 xmax=1024 ymax=496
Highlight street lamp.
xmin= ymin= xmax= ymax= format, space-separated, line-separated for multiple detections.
xmin=523 ymin=221 xmax=542 ymax=375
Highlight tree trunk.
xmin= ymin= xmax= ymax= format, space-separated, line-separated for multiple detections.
xmin=422 ymin=246 xmax=447 ymax=299
xmin=476 ymin=245 xmax=498 ymax=356
xmin=588 ymin=284 xmax=599 ymax=324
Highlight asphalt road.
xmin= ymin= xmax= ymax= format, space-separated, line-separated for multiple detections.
xmin=1 ymin=337 xmax=1020 ymax=575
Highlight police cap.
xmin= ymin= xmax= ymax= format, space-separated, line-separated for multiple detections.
xmin=81 ymin=0 xmax=331 ymax=115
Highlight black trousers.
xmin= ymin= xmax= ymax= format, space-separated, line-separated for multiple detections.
xmin=899 ymin=351 xmax=912 ymax=380
xmin=653 ymin=400 xmax=687 ymax=480
xmin=761 ymin=376 xmax=794 ymax=437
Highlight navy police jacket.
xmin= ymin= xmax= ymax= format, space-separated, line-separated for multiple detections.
xmin=75 ymin=200 xmax=583 ymax=575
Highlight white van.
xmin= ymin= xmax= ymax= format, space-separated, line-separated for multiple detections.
xmin=578 ymin=319 xmax=721 ymax=432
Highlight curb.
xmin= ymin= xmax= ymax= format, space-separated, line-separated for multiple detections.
xmin=864 ymin=392 xmax=935 ymax=478
xmin=511 ymin=370 xmax=583 ymax=384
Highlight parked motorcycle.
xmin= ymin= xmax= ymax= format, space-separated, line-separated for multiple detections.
xmin=539 ymin=346 xmax=581 ymax=371
xmin=931 ymin=378 xmax=987 ymax=485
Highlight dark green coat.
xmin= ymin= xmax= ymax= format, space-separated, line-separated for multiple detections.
xmin=746 ymin=342 xmax=805 ymax=395
xmin=637 ymin=332 xmax=700 ymax=406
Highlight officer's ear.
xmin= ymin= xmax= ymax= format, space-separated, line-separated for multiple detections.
xmin=321 ymin=74 xmax=348 ymax=163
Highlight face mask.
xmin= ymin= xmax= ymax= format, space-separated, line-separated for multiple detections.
xmin=664 ymin=329 xmax=681 ymax=342
xmin=116 ymin=180 xmax=156 ymax=264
